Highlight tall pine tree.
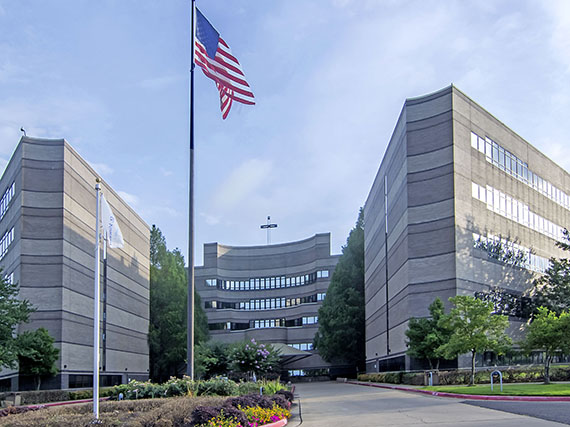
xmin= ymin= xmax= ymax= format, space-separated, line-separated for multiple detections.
xmin=149 ymin=226 xmax=208 ymax=382
xmin=314 ymin=209 xmax=365 ymax=371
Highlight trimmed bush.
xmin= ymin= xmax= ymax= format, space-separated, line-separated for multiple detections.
xmin=358 ymin=366 xmax=570 ymax=386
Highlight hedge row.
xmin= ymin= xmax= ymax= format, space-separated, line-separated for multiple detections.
xmin=109 ymin=377 xmax=286 ymax=400
xmin=0 ymin=377 xmax=284 ymax=406
xmin=358 ymin=366 xmax=570 ymax=385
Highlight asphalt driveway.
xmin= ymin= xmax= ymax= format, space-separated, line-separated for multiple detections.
xmin=289 ymin=381 xmax=568 ymax=427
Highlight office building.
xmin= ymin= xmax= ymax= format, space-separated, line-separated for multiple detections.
xmin=364 ymin=86 xmax=570 ymax=372
xmin=0 ymin=136 xmax=150 ymax=390
xmin=195 ymin=233 xmax=340 ymax=377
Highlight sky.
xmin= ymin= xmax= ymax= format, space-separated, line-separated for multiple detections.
xmin=0 ymin=0 xmax=569 ymax=265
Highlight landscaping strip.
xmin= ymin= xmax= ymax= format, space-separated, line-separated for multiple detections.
xmin=347 ymin=380 xmax=570 ymax=402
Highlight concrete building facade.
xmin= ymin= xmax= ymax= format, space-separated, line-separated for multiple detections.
xmin=364 ymin=86 xmax=570 ymax=372
xmin=195 ymin=233 xmax=340 ymax=377
xmin=0 ymin=136 xmax=150 ymax=391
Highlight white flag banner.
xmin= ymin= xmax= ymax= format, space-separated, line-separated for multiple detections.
xmin=101 ymin=194 xmax=124 ymax=249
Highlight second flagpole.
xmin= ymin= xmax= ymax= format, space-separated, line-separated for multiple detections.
xmin=93 ymin=179 xmax=101 ymax=419
xmin=186 ymin=0 xmax=196 ymax=380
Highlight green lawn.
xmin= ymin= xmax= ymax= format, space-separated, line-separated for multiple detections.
xmin=423 ymin=383 xmax=570 ymax=396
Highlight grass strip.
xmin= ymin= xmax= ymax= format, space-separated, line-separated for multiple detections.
xmin=423 ymin=383 xmax=570 ymax=396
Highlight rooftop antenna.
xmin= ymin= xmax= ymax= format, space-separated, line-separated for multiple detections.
xmin=260 ymin=215 xmax=277 ymax=245
xmin=20 ymin=127 xmax=26 ymax=137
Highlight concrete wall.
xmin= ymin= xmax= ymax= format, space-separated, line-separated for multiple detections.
xmin=364 ymin=85 xmax=570 ymax=372
xmin=196 ymin=233 xmax=339 ymax=372
xmin=0 ymin=137 xmax=150 ymax=389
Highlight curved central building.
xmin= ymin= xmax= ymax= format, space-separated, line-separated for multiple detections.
xmin=195 ymin=233 xmax=340 ymax=378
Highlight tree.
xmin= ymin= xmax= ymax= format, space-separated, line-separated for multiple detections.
xmin=314 ymin=209 xmax=364 ymax=370
xmin=17 ymin=328 xmax=60 ymax=390
xmin=405 ymin=298 xmax=452 ymax=370
xmin=522 ymin=307 xmax=570 ymax=384
xmin=149 ymin=225 xmax=209 ymax=382
xmin=439 ymin=296 xmax=511 ymax=385
xmin=532 ymin=228 xmax=570 ymax=315
xmin=229 ymin=339 xmax=281 ymax=379
xmin=0 ymin=273 xmax=34 ymax=369
xmin=195 ymin=341 xmax=230 ymax=379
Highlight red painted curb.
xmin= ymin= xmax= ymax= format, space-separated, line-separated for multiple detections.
xmin=347 ymin=381 xmax=570 ymax=402
xmin=260 ymin=418 xmax=288 ymax=427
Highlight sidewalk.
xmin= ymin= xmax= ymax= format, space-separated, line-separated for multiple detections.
xmin=347 ymin=380 xmax=570 ymax=402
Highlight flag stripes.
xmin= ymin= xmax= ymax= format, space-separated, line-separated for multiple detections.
xmin=194 ymin=8 xmax=254 ymax=119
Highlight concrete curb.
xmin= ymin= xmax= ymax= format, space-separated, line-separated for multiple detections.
xmin=347 ymin=380 xmax=570 ymax=402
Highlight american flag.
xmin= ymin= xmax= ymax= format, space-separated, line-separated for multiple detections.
xmin=194 ymin=8 xmax=255 ymax=119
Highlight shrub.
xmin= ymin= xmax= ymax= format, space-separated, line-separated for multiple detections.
xmin=258 ymin=379 xmax=285 ymax=395
xmin=275 ymin=389 xmax=294 ymax=403
xmin=196 ymin=378 xmax=239 ymax=396
xmin=358 ymin=366 xmax=570 ymax=386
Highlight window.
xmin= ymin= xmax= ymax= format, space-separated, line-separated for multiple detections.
xmin=0 ymin=228 xmax=14 ymax=261
xmin=205 ymin=279 xmax=217 ymax=287
xmin=471 ymin=131 xmax=570 ymax=212
xmin=472 ymin=182 xmax=565 ymax=243
xmin=4 ymin=272 xmax=14 ymax=285
xmin=0 ymin=182 xmax=15 ymax=221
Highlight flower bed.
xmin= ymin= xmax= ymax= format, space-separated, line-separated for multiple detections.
xmin=0 ymin=389 xmax=294 ymax=426
xmin=189 ymin=390 xmax=293 ymax=427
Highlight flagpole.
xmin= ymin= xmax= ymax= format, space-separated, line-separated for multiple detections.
xmin=186 ymin=0 xmax=196 ymax=379
xmin=93 ymin=179 xmax=101 ymax=419
xmin=102 ymin=236 xmax=107 ymax=372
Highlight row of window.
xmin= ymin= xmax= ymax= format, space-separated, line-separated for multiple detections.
xmin=208 ymin=315 xmax=319 ymax=331
xmin=475 ymin=289 xmax=532 ymax=319
xmin=0 ymin=183 xmax=15 ymax=222
xmin=290 ymin=342 xmax=314 ymax=351
xmin=204 ymin=270 xmax=330 ymax=292
xmin=472 ymin=232 xmax=550 ymax=273
xmin=288 ymin=368 xmax=329 ymax=377
xmin=204 ymin=292 xmax=326 ymax=311
xmin=0 ymin=228 xmax=14 ymax=261
xmin=471 ymin=132 xmax=570 ymax=211
xmin=472 ymin=182 xmax=565 ymax=242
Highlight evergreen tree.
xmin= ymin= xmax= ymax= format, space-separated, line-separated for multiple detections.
xmin=314 ymin=209 xmax=364 ymax=370
xmin=0 ymin=273 xmax=34 ymax=369
xmin=149 ymin=225 xmax=209 ymax=382
xmin=17 ymin=328 xmax=60 ymax=390
xmin=405 ymin=298 xmax=451 ymax=370
xmin=533 ymin=228 xmax=570 ymax=314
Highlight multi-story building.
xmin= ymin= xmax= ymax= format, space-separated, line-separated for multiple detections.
xmin=364 ymin=86 xmax=570 ymax=372
xmin=195 ymin=233 xmax=340 ymax=377
xmin=0 ymin=136 xmax=150 ymax=391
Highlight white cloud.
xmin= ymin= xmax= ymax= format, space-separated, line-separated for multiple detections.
xmin=139 ymin=74 xmax=183 ymax=90
xmin=542 ymin=0 xmax=570 ymax=73
xmin=212 ymin=158 xmax=273 ymax=210
xmin=88 ymin=161 xmax=114 ymax=177
xmin=200 ymin=212 xmax=221 ymax=226
xmin=160 ymin=167 xmax=173 ymax=177
xmin=117 ymin=190 xmax=139 ymax=207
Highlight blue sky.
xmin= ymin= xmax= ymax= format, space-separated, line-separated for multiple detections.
xmin=1 ymin=0 xmax=569 ymax=264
